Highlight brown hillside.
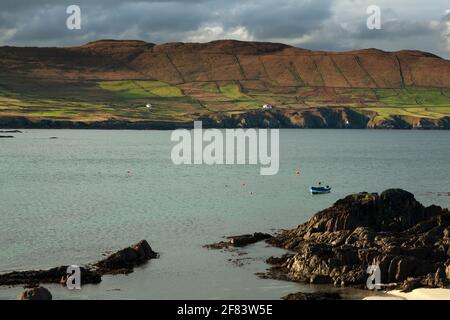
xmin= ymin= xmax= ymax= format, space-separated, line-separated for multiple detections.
xmin=1 ymin=39 xmax=449 ymax=88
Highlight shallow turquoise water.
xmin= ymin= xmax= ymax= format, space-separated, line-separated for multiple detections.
xmin=0 ymin=129 xmax=449 ymax=299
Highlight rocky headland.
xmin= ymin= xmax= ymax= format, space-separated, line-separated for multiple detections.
xmin=261 ymin=189 xmax=450 ymax=292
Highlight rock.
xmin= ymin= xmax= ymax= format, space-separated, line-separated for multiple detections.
xmin=19 ymin=287 xmax=52 ymax=300
xmin=443 ymin=228 xmax=449 ymax=239
xmin=401 ymin=277 xmax=422 ymax=293
xmin=266 ymin=254 xmax=293 ymax=265
xmin=59 ymin=267 xmax=102 ymax=286
xmin=0 ymin=130 xmax=22 ymax=133
xmin=310 ymin=274 xmax=332 ymax=284
xmin=205 ymin=232 xmax=272 ymax=249
xmin=229 ymin=233 xmax=272 ymax=247
xmin=282 ymin=291 xmax=342 ymax=300
xmin=434 ymin=267 xmax=447 ymax=285
xmin=263 ymin=189 xmax=450 ymax=291
xmin=395 ymin=258 xmax=417 ymax=282
xmin=0 ymin=240 xmax=155 ymax=286
xmin=0 ymin=266 xmax=101 ymax=287
xmin=95 ymin=240 xmax=158 ymax=274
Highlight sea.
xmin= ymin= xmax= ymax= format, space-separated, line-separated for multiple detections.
xmin=0 ymin=129 xmax=449 ymax=299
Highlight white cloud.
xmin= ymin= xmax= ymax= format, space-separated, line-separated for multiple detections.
xmin=445 ymin=20 xmax=450 ymax=52
xmin=186 ymin=24 xmax=253 ymax=43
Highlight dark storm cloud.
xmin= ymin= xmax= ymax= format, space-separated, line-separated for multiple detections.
xmin=354 ymin=19 xmax=439 ymax=40
xmin=0 ymin=0 xmax=208 ymax=10
xmin=10 ymin=6 xmax=72 ymax=42
xmin=0 ymin=1 xmax=211 ymax=46
xmin=0 ymin=0 xmax=448 ymax=58
xmin=0 ymin=0 xmax=331 ymax=45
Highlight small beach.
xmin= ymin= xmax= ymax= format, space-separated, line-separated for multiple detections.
xmin=365 ymin=289 xmax=450 ymax=300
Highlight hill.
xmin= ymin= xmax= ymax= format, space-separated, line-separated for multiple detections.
xmin=0 ymin=39 xmax=449 ymax=129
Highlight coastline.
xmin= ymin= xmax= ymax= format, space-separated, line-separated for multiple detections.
xmin=1 ymin=112 xmax=450 ymax=130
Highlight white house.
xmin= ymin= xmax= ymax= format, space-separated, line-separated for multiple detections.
xmin=262 ymin=104 xmax=273 ymax=109
xmin=146 ymin=104 xmax=153 ymax=109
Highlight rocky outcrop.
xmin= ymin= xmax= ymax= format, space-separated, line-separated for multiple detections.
xmin=205 ymin=233 xmax=272 ymax=249
xmin=19 ymin=287 xmax=52 ymax=300
xmin=199 ymin=110 xmax=450 ymax=130
xmin=0 ymin=240 xmax=157 ymax=286
xmin=0 ymin=130 xmax=22 ymax=133
xmin=1 ymin=111 xmax=449 ymax=130
xmin=368 ymin=115 xmax=450 ymax=130
xmin=264 ymin=189 xmax=450 ymax=291
xmin=199 ymin=108 xmax=370 ymax=129
xmin=95 ymin=240 xmax=158 ymax=274
xmin=0 ymin=116 xmax=191 ymax=130
xmin=0 ymin=266 xmax=101 ymax=287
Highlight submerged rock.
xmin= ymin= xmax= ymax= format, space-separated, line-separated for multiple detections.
xmin=18 ymin=287 xmax=52 ymax=300
xmin=95 ymin=240 xmax=158 ymax=274
xmin=205 ymin=232 xmax=272 ymax=249
xmin=264 ymin=189 xmax=450 ymax=291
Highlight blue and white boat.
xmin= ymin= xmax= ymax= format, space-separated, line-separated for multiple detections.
xmin=310 ymin=186 xmax=331 ymax=194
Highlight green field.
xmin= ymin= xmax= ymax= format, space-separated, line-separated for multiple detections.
xmin=218 ymin=83 xmax=262 ymax=108
xmin=362 ymin=106 xmax=450 ymax=122
xmin=98 ymin=80 xmax=184 ymax=99
xmin=374 ymin=87 xmax=450 ymax=107
xmin=0 ymin=77 xmax=449 ymax=124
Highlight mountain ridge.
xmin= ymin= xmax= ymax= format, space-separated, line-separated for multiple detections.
xmin=1 ymin=39 xmax=448 ymax=87
xmin=6 ymin=39 xmax=444 ymax=58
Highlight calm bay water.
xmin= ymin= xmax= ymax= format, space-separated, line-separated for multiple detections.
xmin=0 ymin=129 xmax=449 ymax=299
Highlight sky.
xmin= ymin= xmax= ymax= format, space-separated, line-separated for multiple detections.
xmin=0 ymin=0 xmax=449 ymax=58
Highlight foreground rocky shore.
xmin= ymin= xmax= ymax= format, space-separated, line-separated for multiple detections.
xmin=0 ymin=240 xmax=157 ymax=288
xmin=206 ymin=189 xmax=450 ymax=298
xmin=262 ymin=189 xmax=450 ymax=292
